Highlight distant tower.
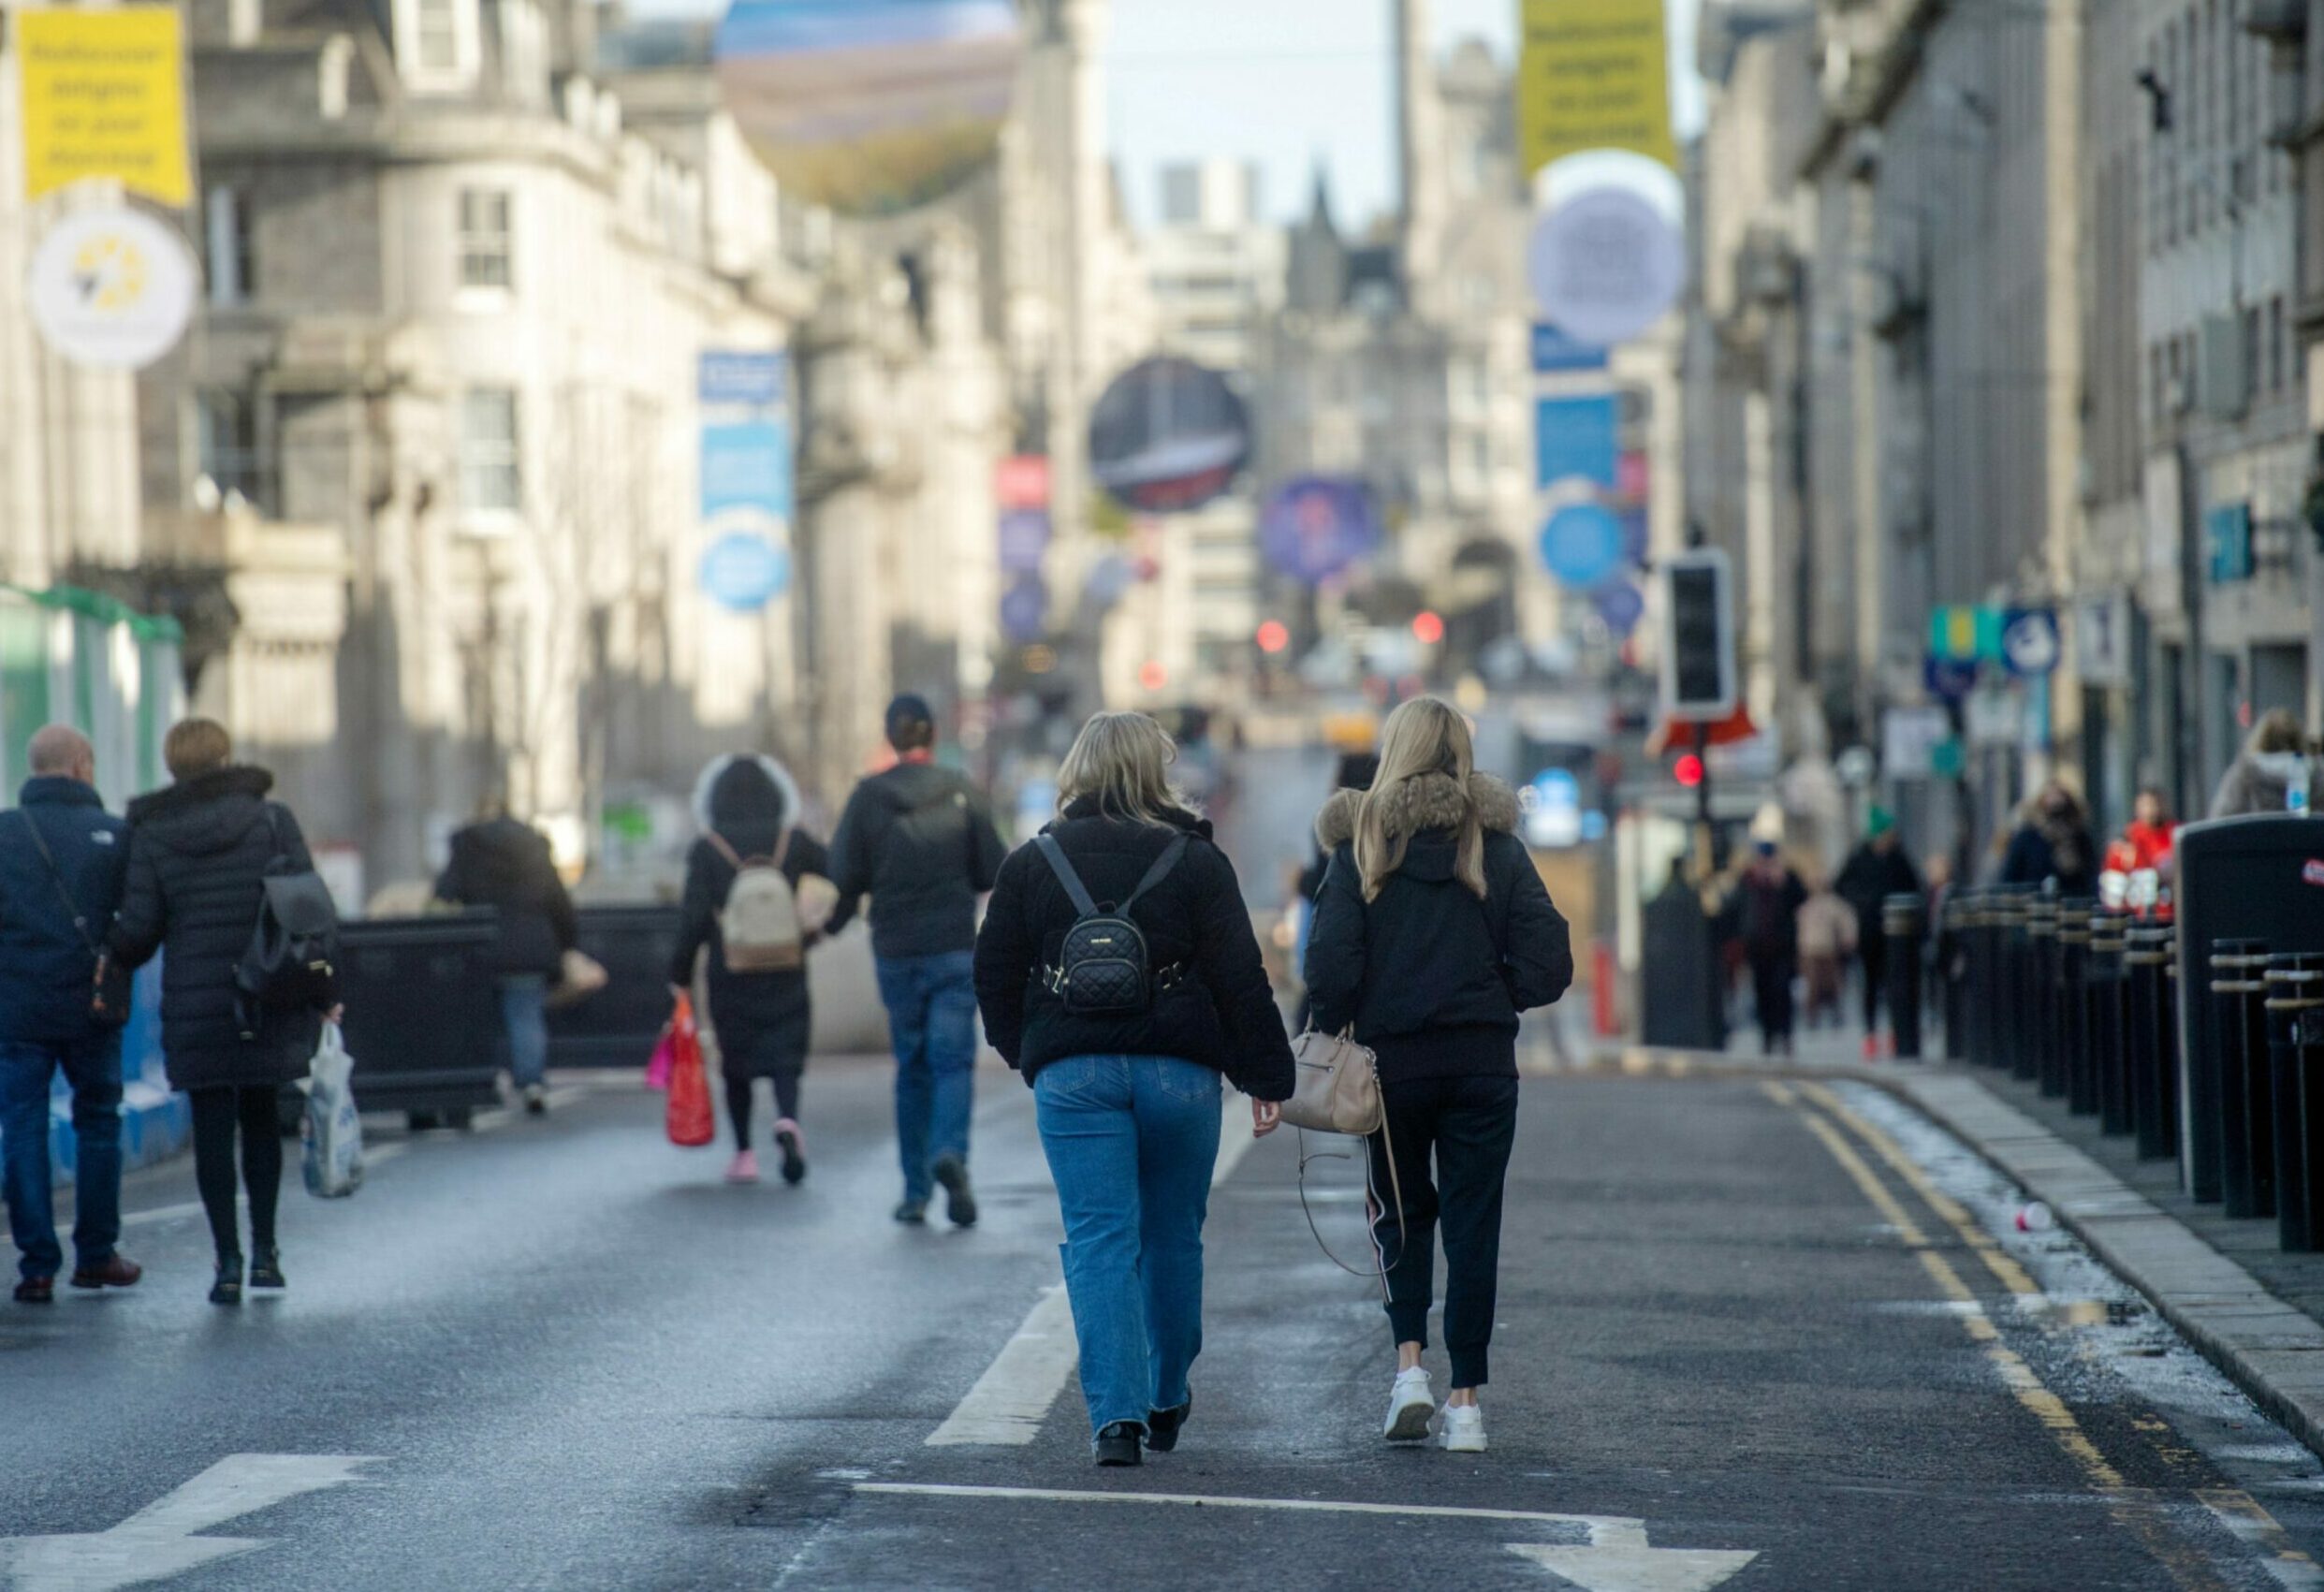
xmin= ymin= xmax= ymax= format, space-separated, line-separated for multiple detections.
xmin=1395 ymin=0 xmax=1443 ymax=309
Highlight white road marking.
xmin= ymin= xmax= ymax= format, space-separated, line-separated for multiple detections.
xmin=925 ymin=1090 xmax=1260 ymax=1448
xmin=854 ymin=1482 xmax=1756 ymax=1586
xmin=0 ymin=1453 xmax=378 ymax=1592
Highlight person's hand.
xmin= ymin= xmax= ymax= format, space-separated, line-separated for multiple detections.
xmin=326 ymin=1004 xmax=345 ymax=1025
xmin=1250 ymin=1099 xmax=1282 ymax=1138
xmin=669 ymin=984 xmax=689 ymax=1004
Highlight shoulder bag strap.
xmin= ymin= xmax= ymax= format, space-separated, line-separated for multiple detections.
xmin=1117 ymin=833 xmax=1191 ymax=915
xmin=705 ymin=830 xmax=744 ymax=871
xmin=1032 ymin=833 xmax=1102 ymax=919
xmin=1294 ymin=1109 xmax=1406 ymax=1298
xmin=772 ymin=825 xmax=792 ymax=872
xmin=16 ymin=811 xmax=100 ymax=957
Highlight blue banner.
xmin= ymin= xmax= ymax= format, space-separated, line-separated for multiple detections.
xmin=699 ymin=351 xmax=787 ymax=408
xmin=1535 ymin=395 xmax=1619 ymax=489
xmin=1530 ymin=324 xmax=1609 ymax=372
xmin=701 ymin=421 xmax=793 ymax=522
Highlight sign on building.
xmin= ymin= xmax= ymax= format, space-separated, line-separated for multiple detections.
xmin=27 ymin=207 xmax=197 ymax=370
xmin=2074 ymin=593 xmax=2132 ymax=688
xmin=18 ymin=7 xmax=191 ymax=207
xmin=1516 ymin=0 xmax=1677 ymax=175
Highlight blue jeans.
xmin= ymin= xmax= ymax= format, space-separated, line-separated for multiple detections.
xmin=877 ymin=952 xmax=979 ymax=1203
xmin=1034 ymin=1055 xmax=1221 ymax=1435
xmin=0 ymin=1035 xmax=124 ymax=1280
xmin=500 ymin=976 xmax=549 ymax=1090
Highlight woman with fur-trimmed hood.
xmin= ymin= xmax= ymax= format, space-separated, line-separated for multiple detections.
xmin=1303 ymin=697 xmax=1572 ymax=1456
xmin=669 ymin=754 xmax=834 ymax=1186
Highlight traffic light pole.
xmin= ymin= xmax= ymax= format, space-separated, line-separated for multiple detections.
xmin=1692 ymin=722 xmax=1715 ymax=880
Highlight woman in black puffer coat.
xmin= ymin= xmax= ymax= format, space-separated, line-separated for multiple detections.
xmin=1303 ymin=696 xmax=1571 ymax=1454
xmin=110 ymin=719 xmax=336 ymax=1305
xmin=668 ymin=754 xmax=832 ymax=1187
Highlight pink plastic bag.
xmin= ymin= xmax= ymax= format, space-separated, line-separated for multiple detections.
xmin=647 ymin=993 xmax=693 ymax=1091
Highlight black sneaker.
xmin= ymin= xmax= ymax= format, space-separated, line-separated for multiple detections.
xmin=249 ymin=1248 xmax=286 ymax=1290
xmin=1094 ymin=1422 xmax=1144 ymax=1468
xmin=1146 ymin=1396 xmax=1191 ymax=1453
xmin=775 ymin=1121 xmax=807 ymax=1186
xmin=932 ymin=1154 xmax=978 ymax=1228
xmin=210 ymin=1254 xmax=243 ymax=1307
xmin=893 ymin=1199 xmax=929 ymax=1225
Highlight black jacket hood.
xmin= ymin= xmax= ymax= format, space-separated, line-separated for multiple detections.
xmin=124 ymin=767 xmax=275 ymax=856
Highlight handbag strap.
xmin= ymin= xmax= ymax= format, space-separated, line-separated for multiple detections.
xmin=1293 ymin=1106 xmax=1406 ymax=1297
xmin=15 ymin=811 xmax=101 ymax=958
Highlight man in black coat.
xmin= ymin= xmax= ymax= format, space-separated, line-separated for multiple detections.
xmin=435 ymin=806 xmax=578 ymax=1116
xmin=0 ymin=726 xmax=139 ymax=1302
xmin=1834 ymin=807 xmax=1922 ymax=1056
xmin=826 ymin=694 xmax=1008 ymax=1225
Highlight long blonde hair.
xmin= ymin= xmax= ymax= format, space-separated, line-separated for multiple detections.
xmin=1354 ymin=697 xmax=1485 ymax=901
xmin=1057 ymin=712 xmax=1191 ymax=828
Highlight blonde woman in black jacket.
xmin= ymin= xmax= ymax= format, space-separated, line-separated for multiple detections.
xmin=1303 ymin=697 xmax=1572 ymax=1453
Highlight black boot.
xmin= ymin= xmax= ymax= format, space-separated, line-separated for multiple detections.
xmin=210 ymin=1254 xmax=243 ymax=1307
xmin=1093 ymin=1422 xmax=1144 ymax=1468
xmin=249 ymin=1247 xmax=285 ymax=1290
xmin=1146 ymin=1396 xmax=1191 ymax=1453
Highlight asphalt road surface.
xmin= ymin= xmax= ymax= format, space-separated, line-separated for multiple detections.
xmin=7 ymin=1057 xmax=2324 ymax=1591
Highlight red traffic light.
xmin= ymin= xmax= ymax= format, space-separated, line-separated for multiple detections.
xmin=1411 ymin=610 xmax=1445 ymax=646
xmin=1255 ymin=620 xmax=1290 ymax=654
xmin=1673 ymin=752 xmax=1705 ymax=789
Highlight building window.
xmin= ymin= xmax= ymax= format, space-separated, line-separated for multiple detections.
xmin=196 ymin=390 xmax=261 ymax=503
xmin=460 ymin=388 xmax=521 ymax=513
xmin=416 ymin=0 xmax=460 ymax=71
xmin=205 ymin=185 xmax=253 ymax=305
xmin=458 ymin=188 xmax=512 ymax=290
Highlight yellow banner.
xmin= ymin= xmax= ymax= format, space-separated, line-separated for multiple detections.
xmin=1519 ymin=0 xmax=1676 ymax=175
xmin=19 ymin=7 xmax=192 ymax=207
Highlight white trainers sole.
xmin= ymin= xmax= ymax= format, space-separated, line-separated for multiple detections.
xmin=1384 ymin=1384 xmax=1435 ymax=1444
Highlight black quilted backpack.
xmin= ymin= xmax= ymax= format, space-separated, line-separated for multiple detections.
xmin=1033 ymin=832 xmax=1189 ymax=1016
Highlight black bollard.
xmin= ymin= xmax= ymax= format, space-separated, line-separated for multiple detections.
xmin=1884 ymin=893 xmax=1926 ymax=1060
xmin=1963 ymin=889 xmax=1995 ymax=1067
xmin=2027 ymin=898 xmax=2063 ymax=1095
xmin=2001 ymin=890 xmax=2038 ymax=1082
xmin=2127 ymin=926 xmax=2173 ymax=1159
xmin=2269 ymin=954 xmax=2324 ymax=1252
xmin=2088 ymin=913 xmax=2130 ymax=1132
xmin=2161 ymin=930 xmax=2181 ymax=1156
xmin=2214 ymin=940 xmax=2273 ymax=1220
xmin=1940 ymin=892 xmax=1968 ymax=1061
xmin=2056 ymin=907 xmax=2091 ymax=1109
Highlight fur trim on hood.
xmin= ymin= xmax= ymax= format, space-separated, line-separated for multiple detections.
xmin=1315 ymin=771 xmax=1519 ymax=850
xmin=690 ymin=753 xmax=802 ymax=835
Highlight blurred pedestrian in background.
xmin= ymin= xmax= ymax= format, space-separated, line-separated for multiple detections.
xmin=434 ymin=799 xmax=578 ymax=1117
xmin=828 ymin=694 xmax=1008 ymax=1227
xmin=975 ymin=711 xmax=1293 ymax=1466
xmin=1291 ymin=750 xmax=1377 ymax=1030
xmin=1796 ymin=869 xmax=1857 ymax=1033
xmin=110 ymin=720 xmax=335 ymax=1305
xmin=0 ymin=726 xmax=139 ymax=1304
xmin=2211 ymin=710 xmax=2317 ymax=818
xmin=1835 ymin=807 xmax=1921 ymax=1057
xmin=2003 ymin=781 xmax=2097 ymax=898
xmin=669 ymin=754 xmax=832 ymax=1187
xmin=1735 ymin=841 xmax=1806 ymax=1057
xmin=1305 ymin=697 xmax=1572 ymax=1455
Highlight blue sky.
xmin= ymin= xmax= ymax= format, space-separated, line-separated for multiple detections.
xmin=1107 ymin=0 xmax=1702 ymax=229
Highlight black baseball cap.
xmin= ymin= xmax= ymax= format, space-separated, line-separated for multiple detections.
xmin=885 ymin=693 xmax=937 ymax=748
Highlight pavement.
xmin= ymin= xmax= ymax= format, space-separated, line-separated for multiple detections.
xmin=11 ymin=1044 xmax=2324 ymax=1588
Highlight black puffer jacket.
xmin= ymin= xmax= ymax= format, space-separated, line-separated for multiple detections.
xmin=434 ymin=816 xmax=577 ymax=978
xmin=109 ymin=767 xmax=327 ymax=1091
xmin=1303 ymin=773 xmax=1572 ymax=1082
xmin=667 ymin=755 xmax=830 ymax=1074
xmin=972 ymin=800 xmax=1295 ymax=1100
xmin=826 ymin=761 xmax=1007 ymax=959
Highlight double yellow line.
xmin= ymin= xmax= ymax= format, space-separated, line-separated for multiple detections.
xmin=1766 ymin=1078 xmax=2316 ymax=1592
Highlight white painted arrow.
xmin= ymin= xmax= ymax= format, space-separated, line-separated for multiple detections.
xmin=1508 ymin=1518 xmax=1758 ymax=1592
xmin=0 ymin=1453 xmax=379 ymax=1592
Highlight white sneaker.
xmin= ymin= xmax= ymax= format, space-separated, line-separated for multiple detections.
xmin=1383 ymin=1367 xmax=1434 ymax=1443
xmin=1438 ymin=1402 xmax=1486 ymax=1453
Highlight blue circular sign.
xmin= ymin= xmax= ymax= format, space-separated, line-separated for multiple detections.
xmin=698 ymin=533 xmax=789 ymax=611
xmin=1261 ymin=476 xmax=1382 ymax=584
xmin=1001 ymin=575 xmax=1049 ymax=643
xmin=1592 ymin=579 xmax=1645 ymax=636
xmin=1541 ymin=503 xmax=1627 ymax=591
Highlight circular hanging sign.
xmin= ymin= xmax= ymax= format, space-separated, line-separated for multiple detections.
xmin=1593 ymin=579 xmax=1645 ymax=637
xmin=698 ymin=532 xmax=790 ymax=611
xmin=714 ymin=0 xmax=1021 ymax=218
xmin=28 ymin=208 xmax=197 ymax=371
xmin=1088 ymin=356 xmax=1251 ymax=515
xmin=1526 ymin=184 xmax=1684 ymax=347
xmin=1001 ymin=574 xmax=1048 ymax=643
xmin=1260 ymin=476 xmax=1381 ymax=584
xmin=1540 ymin=502 xmax=1628 ymax=591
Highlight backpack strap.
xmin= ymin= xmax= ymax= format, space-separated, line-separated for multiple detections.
xmin=1032 ymin=834 xmax=1101 ymax=919
xmin=1118 ymin=834 xmax=1191 ymax=915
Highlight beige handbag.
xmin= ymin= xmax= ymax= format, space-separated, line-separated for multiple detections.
xmin=1281 ymin=1028 xmax=1404 ymax=1290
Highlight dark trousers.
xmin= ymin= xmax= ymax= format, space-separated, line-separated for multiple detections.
xmin=0 ymin=1034 xmax=124 ymax=1279
xmin=1859 ymin=934 xmax=1890 ymax=1033
xmin=724 ymin=1069 xmax=802 ymax=1150
xmin=1365 ymin=1074 xmax=1519 ymax=1389
xmin=1749 ymin=951 xmax=1795 ymax=1051
xmin=189 ymin=1086 xmax=283 ymax=1261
